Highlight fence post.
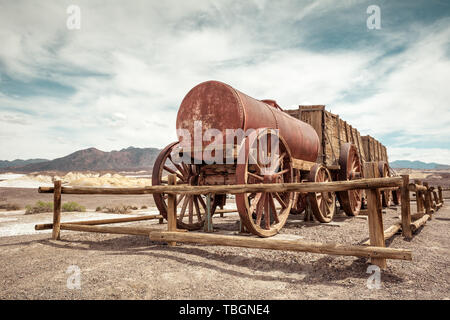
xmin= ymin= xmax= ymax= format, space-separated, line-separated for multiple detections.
xmin=432 ymin=191 xmax=439 ymax=210
xmin=363 ymin=162 xmax=387 ymax=269
xmin=438 ymin=186 xmax=443 ymax=204
xmin=204 ymin=193 xmax=213 ymax=232
xmin=401 ymin=175 xmax=412 ymax=239
xmin=423 ymin=182 xmax=433 ymax=219
xmin=167 ymin=174 xmax=177 ymax=246
xmin=52 ymin=180 xmax=62 ymax=240
xmin=415 ymin=180 xmax=425 ymax=215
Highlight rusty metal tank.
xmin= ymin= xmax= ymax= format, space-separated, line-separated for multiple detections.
xmin=176 ymin=80 xmax=320 ymax=162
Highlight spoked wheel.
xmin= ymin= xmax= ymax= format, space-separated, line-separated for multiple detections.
xmin=308 ymin=164 xmax=336 ymax=223
xmin=152 ymin=142 xmax=220 ymax=230
xmin=236 ymin=129 xmax=294 ymax=237
xmin=337 ymin=143 xmax=363 ymax=216
xmin=378 ymin=161 xmax=392 ymax=207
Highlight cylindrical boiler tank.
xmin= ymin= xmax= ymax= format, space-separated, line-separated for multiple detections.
xmin=176 ymin=80 xmax=320 ymax=162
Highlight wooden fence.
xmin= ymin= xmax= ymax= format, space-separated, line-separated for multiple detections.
xmin=35 ymin=162 xmax=445 ymax=269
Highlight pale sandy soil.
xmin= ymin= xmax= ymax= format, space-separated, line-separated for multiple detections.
xmin=0 ymin=201 xmax=449 ymax=299
xmin=0 ymin=172 xmax=153 ymax=189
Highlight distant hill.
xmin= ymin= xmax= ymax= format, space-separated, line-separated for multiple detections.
xmin=390 ymin=160 xmax=450 ymax=170
xmin=0 ymin=158 xmax=49 ymax=169
xmin=0 ymin=147 xmax=161 ymax=172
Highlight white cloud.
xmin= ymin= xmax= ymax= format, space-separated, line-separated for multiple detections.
xmin=0 ymin=113 xmax=30 ymax=125
xmin=335 ymin=20 xmax=450 ymax=142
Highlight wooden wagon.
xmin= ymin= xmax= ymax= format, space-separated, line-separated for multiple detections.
xmin=152 ymin=81 xmax=396 ymax=237
xmin=284 ymin=105 xmax=396 ymax=218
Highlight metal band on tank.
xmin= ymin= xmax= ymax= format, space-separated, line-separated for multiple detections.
xmin=226 ymin=83 xmax=245 ymax=131
xmin=263 ymin=101 xmax=279 ymax=130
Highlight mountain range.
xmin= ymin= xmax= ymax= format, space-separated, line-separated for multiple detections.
xmin=0 ymin=158 xmax=49 ymax=169
xmin=0 ymin=147 xmax=161 ymax=172
xmin=390 ymin=160 xmax=450 ymax=170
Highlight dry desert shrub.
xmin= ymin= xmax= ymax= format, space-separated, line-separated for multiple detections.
xmin=25 ymin=201 xmax=85 ymax=214
xmin=95 ymin=204 xmax=138 ymax=214
xmin=0 ymin=203 xmax=21 ymax=210
xmin=62 ymin=201 xmax=86 ymax=212
xmin=25 ymin=201 xmax=53 ymax=214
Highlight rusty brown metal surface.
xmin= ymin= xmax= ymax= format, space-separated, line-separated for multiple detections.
xmin=176 ymin=80 xmax=320 ymax=162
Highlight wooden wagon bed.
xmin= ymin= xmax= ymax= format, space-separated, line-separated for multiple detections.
xmin=284 ymin=105 xmax=389 ymax=170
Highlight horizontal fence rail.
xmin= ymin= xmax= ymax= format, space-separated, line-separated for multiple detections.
xmin=38 ymin=177 xmax=403 ymax=195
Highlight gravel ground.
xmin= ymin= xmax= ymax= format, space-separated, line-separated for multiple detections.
xmin=0 ymin=198 xmax=449 ymax=300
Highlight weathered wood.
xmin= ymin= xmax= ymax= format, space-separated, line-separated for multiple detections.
xmin=167 ymin=174 xmax=177 ymax=246
xmin=438 ymin=186 xmax=443 ymax=204
xmin=60 ymin=223 xmax=157 ymax=236
xmin=148 ymin=231 xmax=412 ymax=261
xmin=35 ymin=209 xmax=236 ymax=231
xmin=35 ymin=215 xmax=166 ymax=230
xmin=38 ymin=177 xmax=403 ymax=196
xmin=410 ymin=214 xmax=430 ymax=233
xmin=52 ymin=180 xmax=62 ymax=240
xmin=361 ymin=136 xmax=370 ymax=162
xmin=292 ymin=158 xmax=316 ymax=171
xmin=325 ymin=164 xmax=341 ymax=171
xmin=433 ymin=191 xmax=440 ymax=210
xmin=414 ymin=180 xmax=425 ymax=214
xmin=409 ymin=183 xmax=427 ymax=192
xmin=358 ymin=209 xmax=368 ymax=216
xmin=363 ymin=223 xmax=402 ymax=245
xmin=204 ymin=193 xmax=213 ymax=232
xmin=423 ymin=182 xmax=433 ymax=218
xmin=298 ymin=106 xmax=325 ymax=164
xmin=364 ymin=162 xmax=386 ymax=269
xmin=401 ymin=175 xmax=412 ymax=239
xmin=410 ymin=212 xmax=424 ymax=221
xmin=295 ymin=106 xmax=385 ymax=168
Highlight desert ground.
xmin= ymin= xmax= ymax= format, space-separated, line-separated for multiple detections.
xmin=0 ymin=171 xmax=449 ymax=299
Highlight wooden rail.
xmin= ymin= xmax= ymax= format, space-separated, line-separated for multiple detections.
xmin=35 ymin=209 xmax=238 ymax=231
xmin=37 ymin=177 xmax=403 ymax=195
xmin=149 ymin=231 xmax=412 ymax=261
xmin=408 ymin=181 xmax=444 ymax=233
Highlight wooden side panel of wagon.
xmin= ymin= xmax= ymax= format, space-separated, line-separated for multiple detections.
xmin=289 ymin=105 xmax=366 ymax=170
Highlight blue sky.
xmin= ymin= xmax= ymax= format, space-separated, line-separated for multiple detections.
xmin=0 ymin=0 xmax=449 ymax=163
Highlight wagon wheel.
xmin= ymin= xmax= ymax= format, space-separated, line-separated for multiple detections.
xmin=378 ymin=161 xmax=392 ymax=207
xmin=308 ymin=164 xmax=336 ymax=223
xmin=152 ymin=142 xmax=220 ymax=230
xmin=337 ymin=143 xmax=362 ymax=216
xmin=236 ymin=129 xmax=294 ymax=237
